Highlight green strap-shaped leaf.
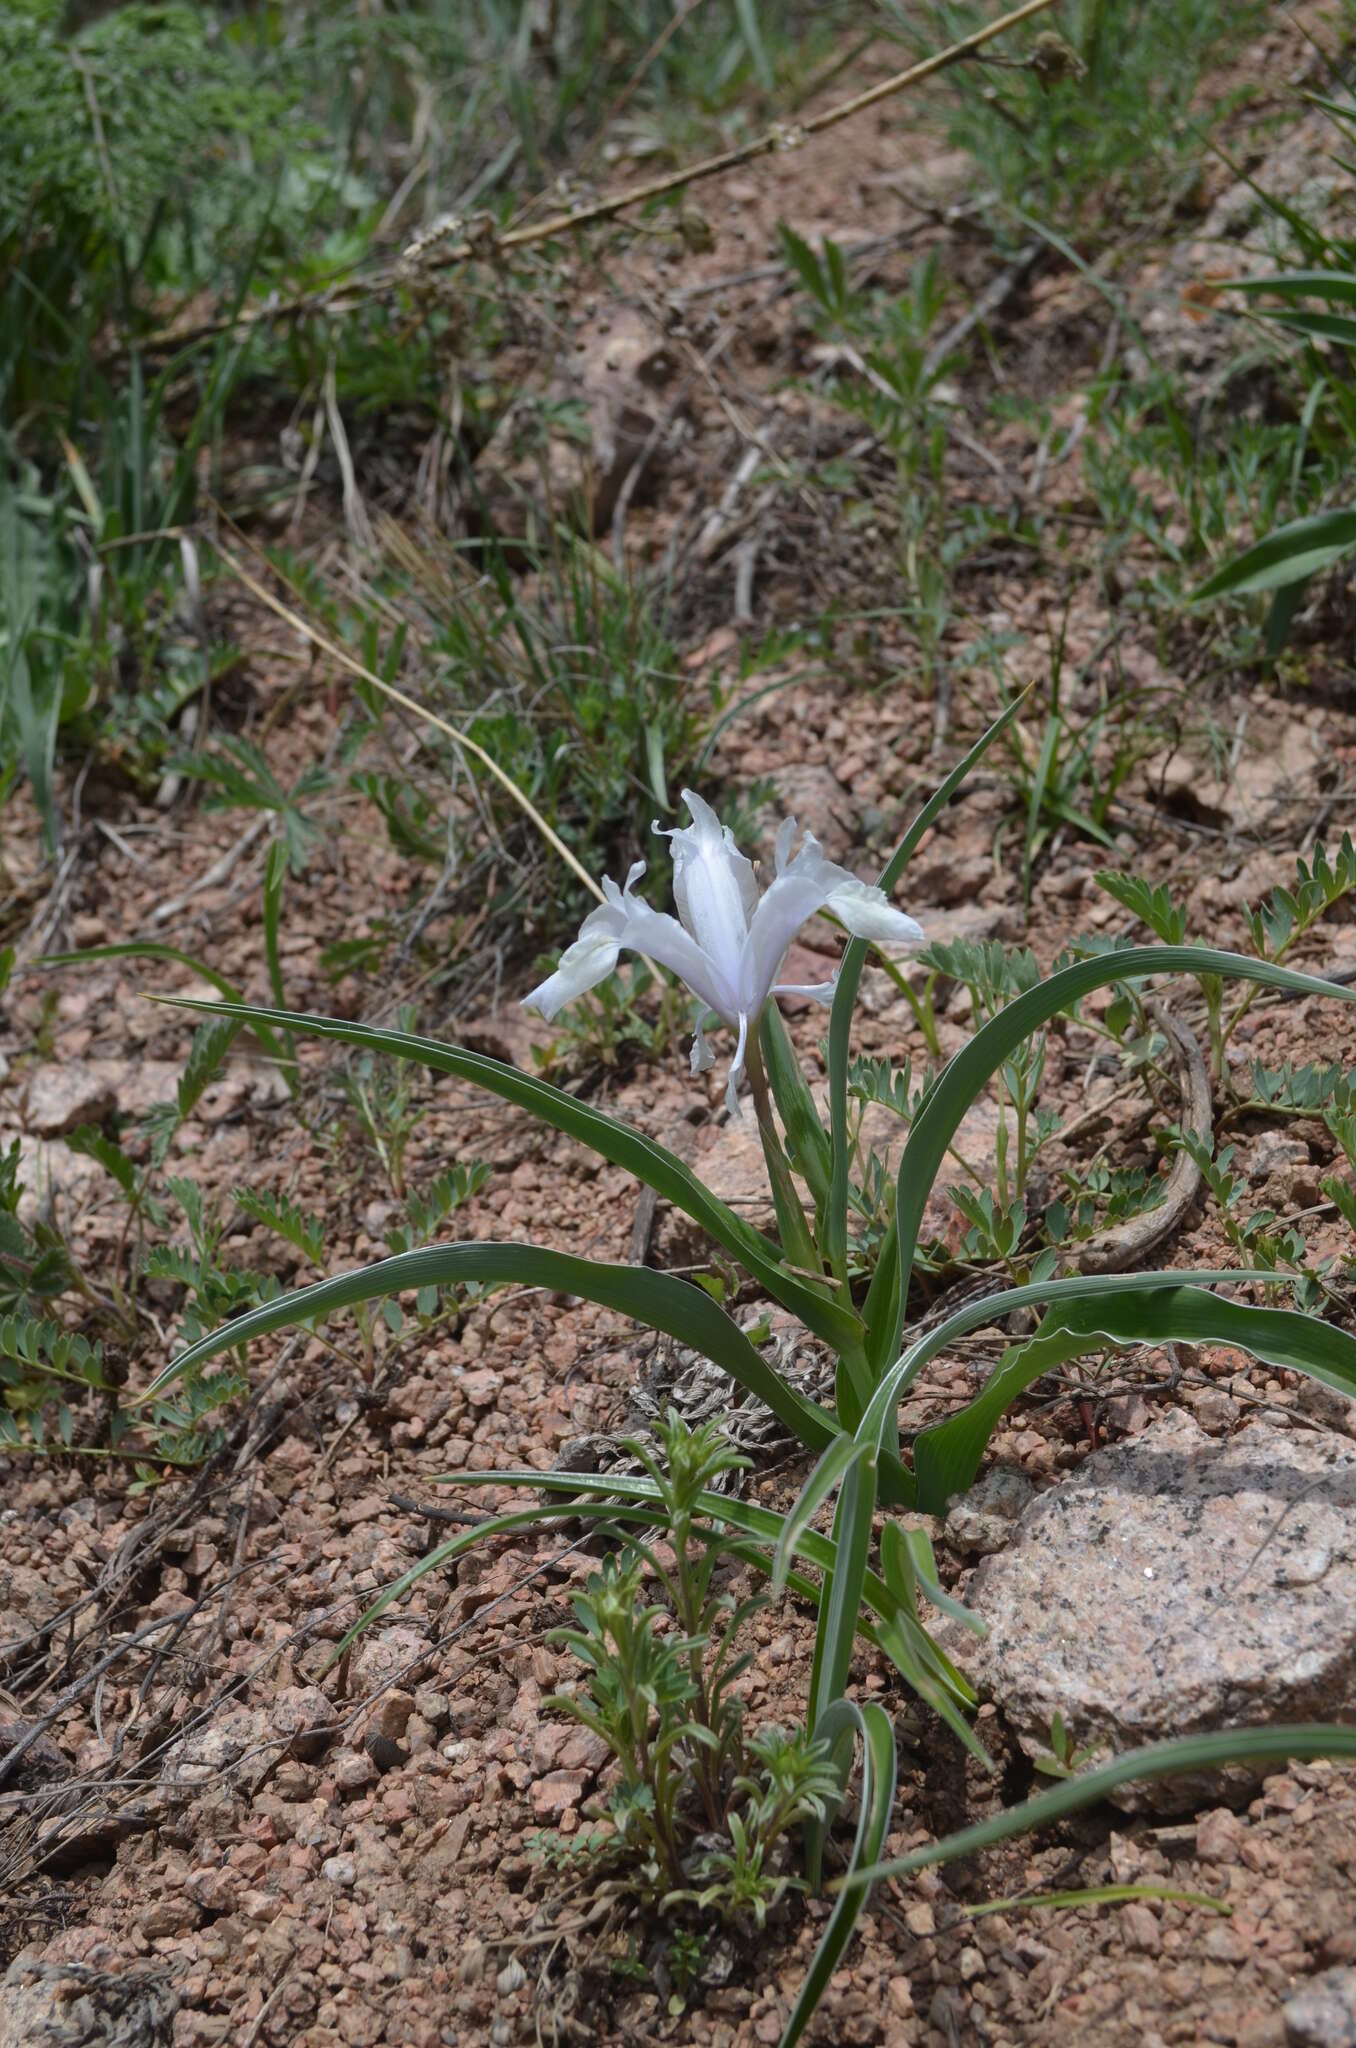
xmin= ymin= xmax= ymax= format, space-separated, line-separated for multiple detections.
xmin=880 ymin=1519 xmax=979 ymax=1633
xmin=913 ymin=1284 xmax=1356 ymax=1512
xmin=133 ymin=1239 xmax=842 ymax=1452
xmin=262 ymin=840 xmax=289 ymax=1016
xmin=147 ymin=996 xmax=862 ymax=1351
xmin=1251 ymin=308 xmax=1356 ymax=347
xmin=772 ymin=1432 xmax=870 ymax=1595
xmin=866 ymin=948 xmax=1356 ymax=1376
xmin=844 ymin=1726 xmax=1356 ymax=1893
xmin=760 ymin=1004 xmax=832 ymax=1214
xmin=1194 ymin=508 xmax=1356 ymax=600
xmin=808 ymin=1456 xmax=877 ymax=1733
xmin=782 ymin=1699 xmax=897 ymax=2048
xmin=824 ymin=695 xmax=1029 ymax=1279
xmin=1221 ymin=268 xmax=1356 ymax=306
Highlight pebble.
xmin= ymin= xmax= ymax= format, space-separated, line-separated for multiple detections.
xmin=943 ymin=1466 xmax=1035 ymax=1554
xmin=21 ymin=1061 xmax=118 ymax=1136
xmin=1283 ymin=1966 xmax=1356 ymax=2047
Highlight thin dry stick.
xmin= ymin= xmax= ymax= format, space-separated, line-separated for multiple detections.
xmin=145 ymin=0 xmax=1059 ymax=348
xmin=211 ymin=538 xmax=605 ymax=902
xmin=416 ymin=0 xmax=1062 ymax=272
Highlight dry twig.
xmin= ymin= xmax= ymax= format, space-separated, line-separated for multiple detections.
xmin=1076 ymin=999 xmax=1212 ymax=1275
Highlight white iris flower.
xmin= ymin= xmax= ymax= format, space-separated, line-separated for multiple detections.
xmin=524 ymin=790 xmax=924 ymax=1113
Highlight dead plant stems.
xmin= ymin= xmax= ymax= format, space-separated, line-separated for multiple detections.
xmin=209 ymin=528 xmax=605 ymax=902
xmin=415 ymin=0 xmax=1062 ymax=272
xmin=145 ymin=0 xmax=1059 ymax=350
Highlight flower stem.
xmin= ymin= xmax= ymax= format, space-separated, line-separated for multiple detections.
xmin=745 ymin=1025 xmax=820 ymax=1273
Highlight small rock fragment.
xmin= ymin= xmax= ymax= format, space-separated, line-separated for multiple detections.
xmin=0 ymin=1717 xmax=70 ymax=1785
xmin=348 ymin=1626 xmax=431 ymax=1695
xmin=334 ymin=1749 xmax=378 ymax=1793
xmin=270 ymin=1685 xmax=334 ymax=1761
xmin=137 ymin=1895 xmax=199 ymax=1939
xmin=943 ymin=1466 xmax=1036 ymax=1555
xmin=530 ymin=1770 xmax=585 ymax=1819
xmin=21 ymin=1062 xmax=118 ymax=1137
xmin=1283 ymin=1967 xmax=1356 ymax=2048
xmin=1196 ymin=1807 xmax=1246 ymax=1864
xmin=1122 ymin=1903 xmax=1161 ymax=1955
xmin=460 ymin=1367 xmax=503 ymax=1408
xmin=1249 ymin=1132 xmax=1311 ymax=1185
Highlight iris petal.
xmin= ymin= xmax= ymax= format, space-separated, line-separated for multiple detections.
xmin=662 ymin=789 xmax=758 ymax=994
xmin=522 ymin=905 xmax=625 ymax=1020
xmin=524 ymin=862 xmax=736 ymax=1023
xmin=741 ymin=871 xmax=838 ymax=1018
xmin=770 ymin=977 xmax=838 ymax=1005
xmin=825 ymin=876 xmax=926 ymax=944
xmin=725 ymin=1011 xmax=749 ymax=1118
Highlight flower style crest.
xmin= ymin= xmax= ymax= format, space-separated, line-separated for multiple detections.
xmin=524 ymin=790 xmax=923 ymax=1111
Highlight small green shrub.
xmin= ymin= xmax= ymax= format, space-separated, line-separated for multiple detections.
xmin=539 ymin=1410 xmax=840 ymax=1930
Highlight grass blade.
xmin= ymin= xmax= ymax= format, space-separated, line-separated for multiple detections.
xmin=40 ymin=943 xmax=294 ymax=1071
xmin=964 ymin=1882 xmax=1229 ymax=1920
xmin=760 ymin=1004 xmax=832 ymax=1214
xmin=260 ymin=839 xmax=295 ymax=1085
xmin=1251 ymin=308 xmax=1356 ymax=346
xmin=771 ymin=1432 xmax=871 ymax=1594
xmin=1194 ymin=508 xmax=1356 ymax=599
xmin=842 ymin=1727 xmax=1356 ymax=1892
xmin=325 ymin=1502 xmax=594 ymax=1667
xmin=825 ymin=693 xmax=1030 ymax=1279
xmin=808 ymin=1455 xmax=877 ymax=1732
xmin=1023 ymin=712 xmax=1061 ymax=907
xmin=262 ymin=839 xmax=288 ymax=1012
xmin=1221 ymin=268 xmax=1356 ymax=306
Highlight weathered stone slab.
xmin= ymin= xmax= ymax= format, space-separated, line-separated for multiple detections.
xmin=962 ymin=1409 xmax=1356 ymax=1810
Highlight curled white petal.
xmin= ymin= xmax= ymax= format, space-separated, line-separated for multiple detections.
xmin=773 ymin=814 xmax=797 ymax=874
xmin=522 ymin=915 xmax=622 ymax=1020
xmin=523 ymin=856 xmax=736 ymax=1025
xmin=690 ymin=1014 xmax=715 ymax=1076
xmin=824 ymin=876 xmax=925 ymax=945
xmin=770 ymin=977 xmax=838 ymax=1006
